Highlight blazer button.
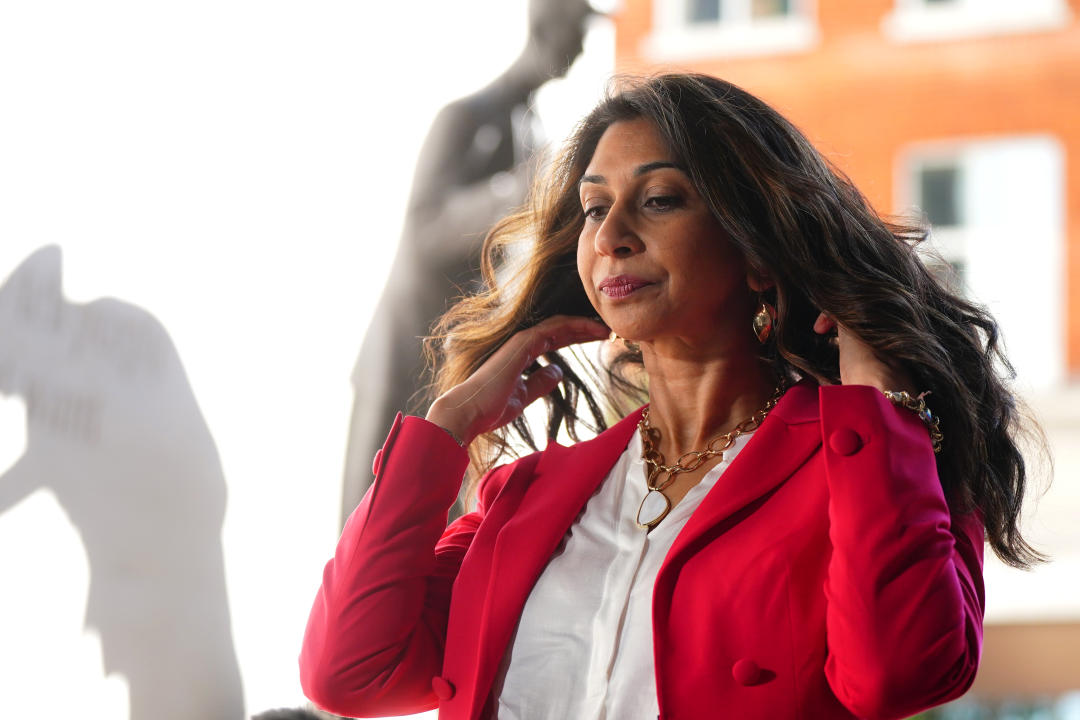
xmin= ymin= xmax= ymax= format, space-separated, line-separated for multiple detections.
xmin=829 ymin=428 xmax=862 ymax=456
xmin=431 ymin=675 xmax=456 ymax=701
xmin=371 ymin=448 xmax=384 ymax=477
xmin=732 ymin=658 xmax=762 ymax=686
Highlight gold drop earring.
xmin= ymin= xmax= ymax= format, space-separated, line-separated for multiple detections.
xmin=752 ymin=300 xmax=775 ymax=343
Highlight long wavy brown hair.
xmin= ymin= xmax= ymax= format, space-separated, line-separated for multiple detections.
xmin=422 ymin=73 xmax=1044 ymax=568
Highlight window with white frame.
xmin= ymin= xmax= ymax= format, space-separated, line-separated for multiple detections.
xmin=910 ymin=158 xmax=966 ymax=291
xmin=899 ymin=136 xmax=1066 ymax=390
xmin=917 ymin=163 xmax=962 ymax=228
xmin=645 ymin=0 xmax=818 ymax=61
xmin=883 ymin=0 xmax=1072 ymax=43
xmin=685 ymin=0 xmax=794 ymax=24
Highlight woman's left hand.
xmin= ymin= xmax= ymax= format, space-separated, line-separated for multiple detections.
xmin=813 ymin=312 xmax=917 ymax=393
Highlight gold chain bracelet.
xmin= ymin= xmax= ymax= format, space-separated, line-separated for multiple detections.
xmin=882 ymin=390 xmax=943 ymax=454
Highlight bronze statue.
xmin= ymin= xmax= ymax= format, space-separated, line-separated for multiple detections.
xmin=341 ymin=0 xmax=595 ymax=525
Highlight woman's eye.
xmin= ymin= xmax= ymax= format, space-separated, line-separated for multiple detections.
xmin=644 ymin=195 xmax=682 ymax=211
xmin=583 ymin=204 xmax=608 ymax=221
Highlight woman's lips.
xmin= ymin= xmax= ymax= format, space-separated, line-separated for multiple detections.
xmin=599 ymin=275 xmax=655 ymax=298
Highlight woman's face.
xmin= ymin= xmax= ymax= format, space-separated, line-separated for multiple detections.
xmin=576 ymin=118 xmax=759 ymax=353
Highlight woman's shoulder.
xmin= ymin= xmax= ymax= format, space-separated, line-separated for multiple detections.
xmin=774 ymin=378 xmax=822 ymax=425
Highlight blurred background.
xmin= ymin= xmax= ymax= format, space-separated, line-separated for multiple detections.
xmin=0 ymin=0 xmax=1076 ymax=718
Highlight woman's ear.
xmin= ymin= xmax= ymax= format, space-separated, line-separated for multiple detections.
xmin=746 ymin=268 xmax=774 ymax=293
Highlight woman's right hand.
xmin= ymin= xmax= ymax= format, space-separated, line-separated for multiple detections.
xmin=425 ymin=315 xmax=610 ymax=447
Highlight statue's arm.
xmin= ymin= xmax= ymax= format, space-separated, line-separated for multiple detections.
xmin=0 ymin=456 xmax=40 ymax=515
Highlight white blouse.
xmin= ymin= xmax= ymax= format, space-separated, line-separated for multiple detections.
xmin=490 ymin=427 xmax=752 ymax=720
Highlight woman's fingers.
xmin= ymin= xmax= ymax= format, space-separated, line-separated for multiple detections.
xmin=427 ymin=316 xmax=608 ymax=445
xmin=812 ymin=314 xmax=918 ymax=392
xmin=521 ymin=363 xmax=563 ymax=408
xmin=526 ymin=315 xmax=609 ymax=357
xmin=479 ymin=320 xmax=594 ymax=380
xmin=813 ymin=312 xmax=836 ymax=335
xmin=495 ymin=316 xmax=608 ymax=380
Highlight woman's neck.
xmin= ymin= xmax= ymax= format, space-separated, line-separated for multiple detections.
xmin=641 ymin=344 xmax=777 ymax=460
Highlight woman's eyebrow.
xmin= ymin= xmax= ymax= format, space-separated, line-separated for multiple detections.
xmin=578 ymin=161 xmax=686 ymax=188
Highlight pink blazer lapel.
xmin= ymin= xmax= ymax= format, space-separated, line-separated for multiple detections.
xmin=463 ymin=382 xmax=820 ymax=712
xmin=467 ymin=409 xmax=644 ymax=708
xmin=657 ymin=380 xmax=822 ymax=584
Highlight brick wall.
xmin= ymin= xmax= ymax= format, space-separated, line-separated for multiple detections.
xmin=613 ymin=0 xmax=1080 ymax=371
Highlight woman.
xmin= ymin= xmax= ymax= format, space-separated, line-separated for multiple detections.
xmin=300 ymin=74 xmax=1040 ymax=720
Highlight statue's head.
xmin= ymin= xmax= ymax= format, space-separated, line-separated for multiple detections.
xmin=0 ymin=245 xmax=65 ymax=395
xmin=526 ymin=0 xmax=594 ymax=79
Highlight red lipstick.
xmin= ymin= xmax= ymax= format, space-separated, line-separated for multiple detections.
xmin=599 ymin=275 xmax=655 ymax=298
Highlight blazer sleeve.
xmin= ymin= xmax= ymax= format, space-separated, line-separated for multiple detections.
xmin=299 ymin=413 xmax=504 ymax=718
xmin=819 ymin=385 xmax=986 ymax=720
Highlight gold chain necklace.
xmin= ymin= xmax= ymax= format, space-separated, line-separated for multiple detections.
xmin=635 ymin=385 xmax=785 ymax=530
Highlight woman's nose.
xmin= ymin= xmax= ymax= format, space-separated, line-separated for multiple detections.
xmin=593 ymin=203 xmax=643 ymax=258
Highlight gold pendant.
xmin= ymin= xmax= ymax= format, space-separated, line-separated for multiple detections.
xmin=636 ymin=489 xmax=671 ymax=529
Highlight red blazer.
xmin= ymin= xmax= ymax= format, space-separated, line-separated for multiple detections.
xmin=300 ymin=382 xmax=984 ymax=720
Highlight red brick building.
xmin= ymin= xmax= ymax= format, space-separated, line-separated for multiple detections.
xmin=614 ymin=0 xmax=1080 ymax=382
